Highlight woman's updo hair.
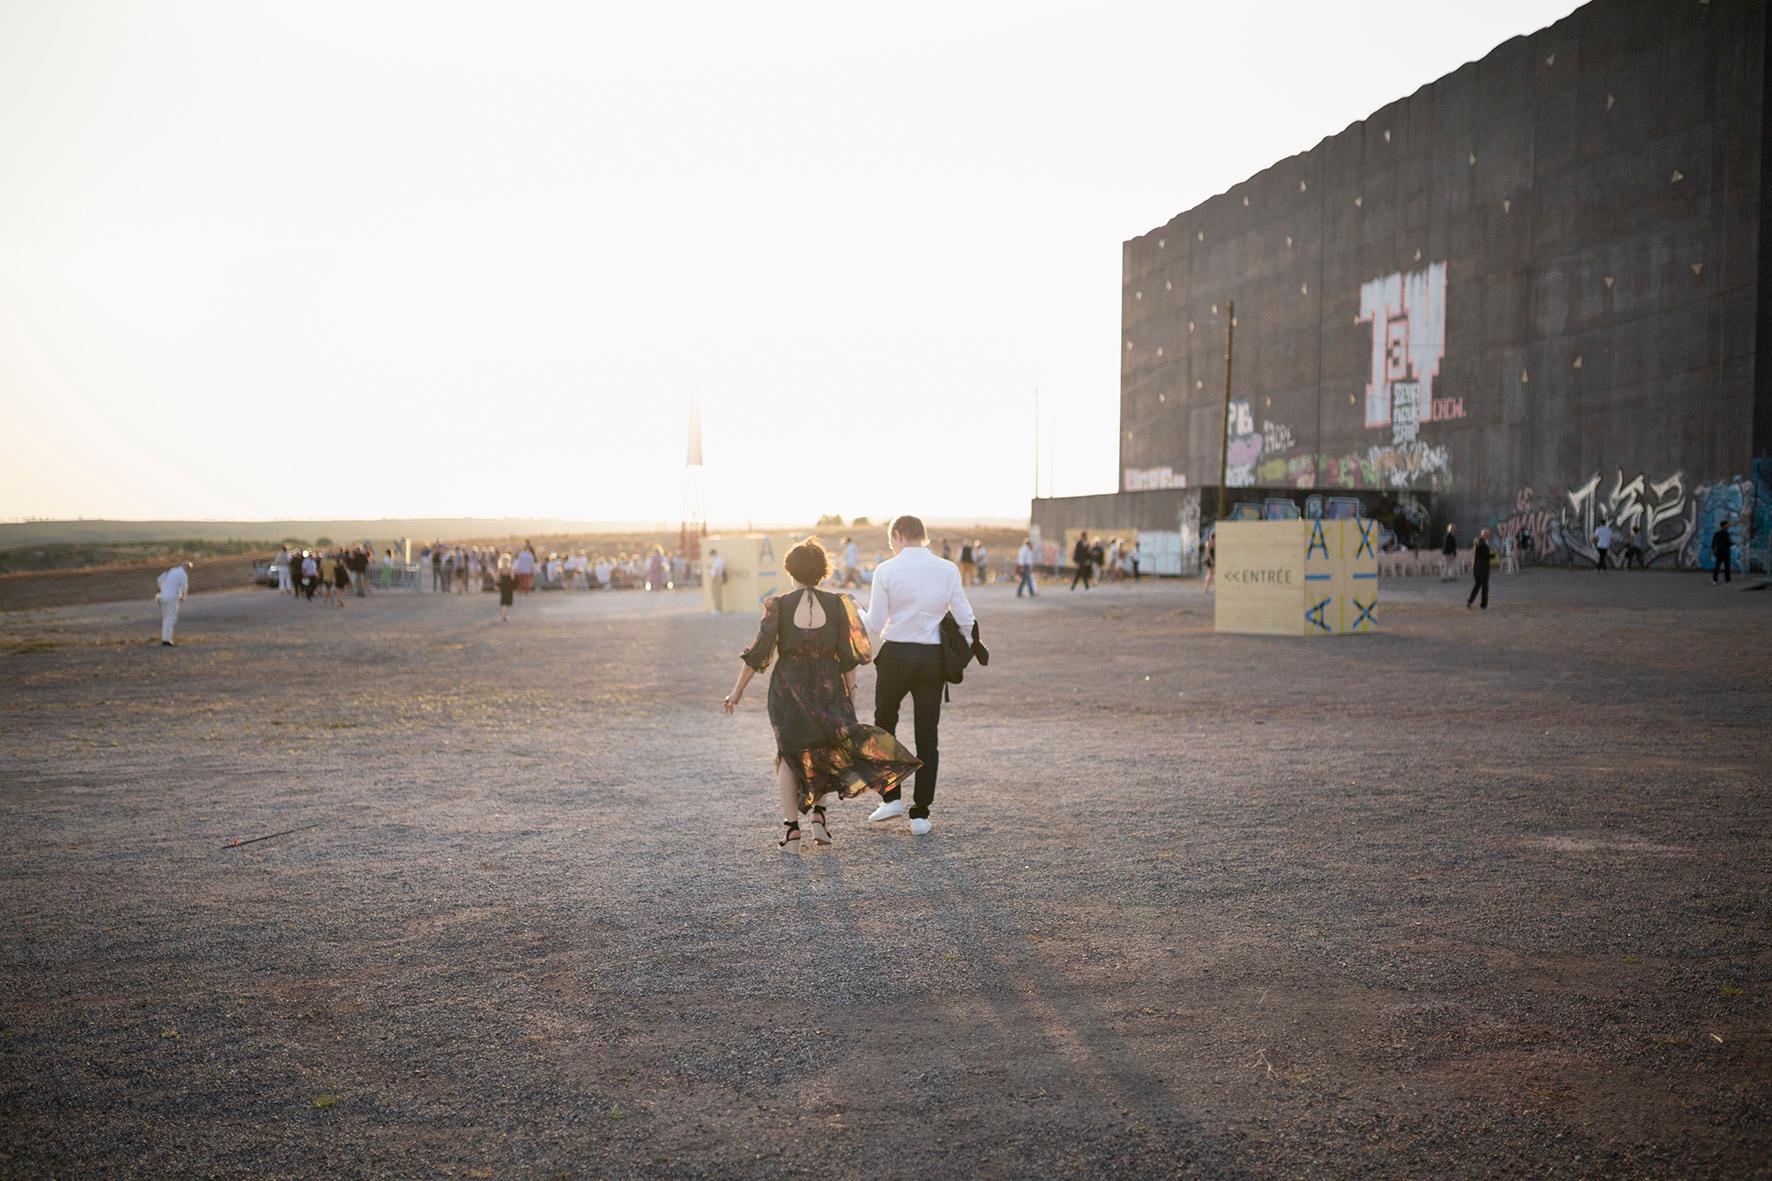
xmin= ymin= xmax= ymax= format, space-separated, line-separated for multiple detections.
xmin=784 ymin=538 xmax=830 ymax=587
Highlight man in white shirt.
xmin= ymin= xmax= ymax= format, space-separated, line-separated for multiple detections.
xmin=513 ymin=546 xmax=537 ymax=593
xmin=155 ymin=561 xmax=192 ymax=646
xmin=707 ymin=549 xmax=726 ymax=613
xmin=1015 ymin=538 xmax=1037 ymax=598
xmin=860 ymin=515 xmax=976 ymax=835
xmin=1594 ymin=521 xmax=1614 ymax=571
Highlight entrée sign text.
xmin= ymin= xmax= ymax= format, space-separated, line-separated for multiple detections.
xmin=1223 ymin=568 xmax=1294 ymax=585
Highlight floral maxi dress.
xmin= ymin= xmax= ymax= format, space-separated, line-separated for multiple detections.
xmin=741 ymin=587 xmax=921 ymax=812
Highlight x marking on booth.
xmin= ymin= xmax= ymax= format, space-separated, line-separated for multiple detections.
xmin=1352 ymin=596 xmax=1378 ymax=631
xmin=1356 ymin=520 xmax=1377 ymax=558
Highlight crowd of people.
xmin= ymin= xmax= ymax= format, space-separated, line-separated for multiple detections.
xmin=270 ymin=544 xmax=385 ymax=606
xmin=1067 ymin=533 xmax=1142 ymax=591
xmin=416 ymin=541 xmax=695 ymax=594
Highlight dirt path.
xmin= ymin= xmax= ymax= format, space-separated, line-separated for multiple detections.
xmin=0 ymin=560 xmax=260 ymax=614
xmin=1 ymin=573 xmax=1768 ymax=1178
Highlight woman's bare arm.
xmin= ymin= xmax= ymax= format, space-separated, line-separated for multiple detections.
xmin=724 ymin=663 xmax=757 ymax=713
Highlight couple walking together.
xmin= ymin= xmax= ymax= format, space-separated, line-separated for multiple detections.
xmin=724 ymin=515 xmax=976 ymax=850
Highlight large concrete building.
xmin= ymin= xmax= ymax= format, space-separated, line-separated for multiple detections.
xmin=1035 ymin=0 xmax=1769 ymax=572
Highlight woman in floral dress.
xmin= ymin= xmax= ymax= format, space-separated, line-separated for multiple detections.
xmin=724 ymin=539 xmax=920 ymax=851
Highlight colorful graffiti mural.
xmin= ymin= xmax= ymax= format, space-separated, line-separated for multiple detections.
xmin=1492 ymin=486 xmax=1559 ymax=560
xmin=1225 ymin=400 xmax=1261 ymax=487
xmin=1754 ymin=458 xmax=1772 ymax=574
xmin=1684 ymin=475 xmax=1750 ymax=571
xmin=1315 ymin=441 xmax=1453 ymax=491
xmin=1682 ymin=465 xmax=1770 ymax=573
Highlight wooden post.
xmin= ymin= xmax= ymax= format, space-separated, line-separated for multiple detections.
xmin=1216 ymin=300 xmax=1235 ymax=521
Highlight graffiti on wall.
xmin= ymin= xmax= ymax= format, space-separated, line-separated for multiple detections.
xmin=1491 ymin=486 xmax=1558 ymax=558
xmin=1682 ymin=470 xmax=1769 ymax=573
xmin=1316 ymin=441 xmax=1453 ymax=491
xmin=1492 ymin=469 xmax=1725 ymax=567
xmin=1358 ymin=262 xmax=1448 ymax=431
xmin=1225 ymin=400 xmax=1261 ymax=486
xmin=1560 ymin=469 xmax=1696 ymax=566
xmin=1124 ymin=466 xmax=1186 ymax=491
xmin=1756 ymin=458 xmax=1772 ymax=573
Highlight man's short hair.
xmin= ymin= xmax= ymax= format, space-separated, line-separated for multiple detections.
xmin=890 ymin=515 xmax=926 ymax=542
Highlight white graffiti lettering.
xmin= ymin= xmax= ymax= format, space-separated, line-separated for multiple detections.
xmin=1358 ymin=262 xmax=1447 ymax=430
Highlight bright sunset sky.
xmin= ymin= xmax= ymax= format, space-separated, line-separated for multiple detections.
xmin=0 ymin=0 xmax=1578 ymax=526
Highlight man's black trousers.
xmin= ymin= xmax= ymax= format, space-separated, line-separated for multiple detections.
xmin=874 ymin=641 xmax=944 ymax=819
xmin=1468 ymin=568 xmax=1489 ymax=608
xmin=1714 ymin=551 xmax=1733 ymax=583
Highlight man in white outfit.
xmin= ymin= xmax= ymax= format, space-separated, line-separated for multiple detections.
xmin=274 ymin=545 xmax=293 ymax=594
xmin=156 ymin=561 xmax=191 ymax=646
xmin=707 ymin=549 xmax=725 ymax=613
xmin=859 ymin=515 xmax=976 ymax=835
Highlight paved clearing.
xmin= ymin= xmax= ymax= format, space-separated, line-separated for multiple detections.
xmin=2 ymin=572 xmax=1768 ymax=1179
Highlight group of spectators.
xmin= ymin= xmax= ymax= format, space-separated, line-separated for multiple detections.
xmin=418 ymin=541 xmax=694 ymax=594
xmin=936 ymin=539 xmax=992 ymax=588
xmin=1068 ymin=533 xmax=1141 ymax=590
xmin=271 ymin=544 xmax=385 ymax=606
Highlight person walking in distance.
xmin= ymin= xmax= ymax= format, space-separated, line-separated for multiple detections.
xmin=1015 ymin=537 xmax=1037 ymax=598
xmin=1439 ymin=523 xmax=1459 ymax=581
xmin=1203 ymin=531 xmax=1216 ymax=593
xmin=430 ymin=544 xmax=444 ymax=592
xmin=496 ymin=552 xmax=518 ymax=620
xmin=1467 ymin=529 xmax=1494 ymax=610
xmin=1070 ymin=532 xmax=1093 ymax=591
xmin=513 ymin=544 xmax=536 ymax=593
xmin=860 ymin=515 xmax=976 ymax=836
xmin=274 ymin=545 xmax=293 ymax=595
xmin=351 ymin=545 xmax=370 ymax=596
xmin=1593 ymin=519 xmax=1614 ymax=571
xmin=155 ymin=560 xmax=191 ymax=646
xmin=300 ymin=550 xmax=320 ymax=602
xmin=842 ymin=537 xmax=860 ymax=588
xmin=1711 ymin=518 xmax=1735 ymax=585
xmin=724 ymin=539 xmax=920 ymax=851
xmin=957 ymin=540 xmax=976 ymax=588
xmin=974 ymin=540 xmax=988 ymax=586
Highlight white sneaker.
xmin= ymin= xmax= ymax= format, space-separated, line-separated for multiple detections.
xmin=909 ymin=818 xmax=932 ymax=836
xmin=868 ymin=800 xmax=906 ymax=823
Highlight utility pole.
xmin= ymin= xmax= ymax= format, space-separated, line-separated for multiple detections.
xmin=1033 ymin=388 xmax=1041 ymax=502
xmin=1216 ymin=300 xmax=1235 ymax=521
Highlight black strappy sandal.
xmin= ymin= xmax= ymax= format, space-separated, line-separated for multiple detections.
xmin=807 ymin=806 xmax=832 ymax=846
xmin=779 ymin=820 xmax=803 ymax=852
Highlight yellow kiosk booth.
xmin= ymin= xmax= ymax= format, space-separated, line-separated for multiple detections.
xmin=702 ymin=534 xmax=802 ymax=615
xmin=1213 ymin=518 xmax=1380 ymax=636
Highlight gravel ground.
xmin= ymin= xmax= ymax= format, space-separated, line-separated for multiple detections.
xmin=1 ymin=571 xmax=1768 ymax=1180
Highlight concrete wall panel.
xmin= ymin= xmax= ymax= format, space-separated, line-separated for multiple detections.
xmin=1116 ymin=0 xmax=1766 ymax=563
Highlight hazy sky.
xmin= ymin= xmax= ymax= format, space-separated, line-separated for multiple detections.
xmin=1 ymin=0 xmax=1578 ymax=526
